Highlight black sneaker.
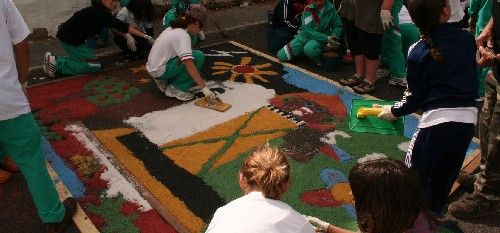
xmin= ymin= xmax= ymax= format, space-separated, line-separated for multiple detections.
xmin=45 ymin=197 xmax=78 ymax=233
xmin=457 ymin=171 xmax=476 ymax=193
xmin=448 ymin=193 xmax=499 ymax=219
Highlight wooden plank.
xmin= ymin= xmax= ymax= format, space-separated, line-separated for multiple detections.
xmin=450 ymin=149 xmax=482 ymax=194
xmin=46 ymin=162 xmax=100 ymax=233
xmin=72 ymin=122 xmax=191 ymax=233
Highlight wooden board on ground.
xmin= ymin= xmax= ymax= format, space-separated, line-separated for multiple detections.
xmin=72 ymin=122 xmax=191 ymax=233
xmin=47 ymin=162 xmax=100 ymax=233
xmin=450 ymin=149 xmax=482 ymax=194
xmin=194 ymin=97 xmax=232 ymax=112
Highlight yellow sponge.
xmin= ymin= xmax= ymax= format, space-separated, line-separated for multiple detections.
xmin=356 ymin=107 xmax=382 ymax=118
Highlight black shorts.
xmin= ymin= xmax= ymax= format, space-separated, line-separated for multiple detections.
xmin=348 ymin=25 xmax=382 ymax=60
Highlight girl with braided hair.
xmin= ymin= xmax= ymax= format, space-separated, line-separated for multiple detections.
xmin=377 ymin=0 xmax=479 ymax=216
xmin=205 ymin=146 xmax=315 ymax=233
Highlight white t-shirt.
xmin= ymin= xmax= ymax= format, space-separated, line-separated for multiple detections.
xmin=0 ymin=0 xmax=31 ymax=121
xmin=448 ymin=0 xmax=465 ymax=23
xmin=205 ymin=192 xmax=315 ymax=233
xmin=399 ymin=6 xmax=413 ymax=25
xmin=116 ymin=7 xmax=153 ymax=32
xmin=146 ymin=27 xmax=194 ymax=78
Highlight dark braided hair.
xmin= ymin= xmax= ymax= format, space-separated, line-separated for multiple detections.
xmin=407 ymin=0 xmax=447 ymax=63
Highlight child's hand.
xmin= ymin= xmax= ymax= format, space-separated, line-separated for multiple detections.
xmin=201 ymin=87 xmax=216 ymax=101
xmin=380 ymin=9 xmax=393 ymax=31
xmin=124 ymin=34 xmax=137 ymax=52
xmin=377 ymin=105 xmax=397 ymax=121
xmin=144 ymin=35 xmax=155 ymax=44
xmin=304 ymin=215 xmax=329 ymax=232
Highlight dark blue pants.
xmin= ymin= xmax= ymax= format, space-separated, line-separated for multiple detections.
xmin=406 ymin=122 xmax=475 ymax=214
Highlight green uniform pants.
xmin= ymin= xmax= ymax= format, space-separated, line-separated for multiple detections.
xmin=157 ymin=50 xmax=205 ymax=91
xmin=276 ymin=36 xmax=325 ymax=64
xmin=400 ymin=23 xmax=420 ymax=59
xmin=0 ymin=113 xmax=65 ymax=223
xmin=56 ymin=42 xmax=101 ymax=76
xmin=381 ymin=0 xmax=406 ymax=79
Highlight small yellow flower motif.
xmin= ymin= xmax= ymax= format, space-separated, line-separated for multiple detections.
xmin=211 ymin=57 xmax=278 ymax=84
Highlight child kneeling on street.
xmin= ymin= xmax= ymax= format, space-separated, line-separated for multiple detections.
xmin=43 ymin=0 xmax=154 ymax=78
xmin=146 ymin=4 xmax=216 ymax=101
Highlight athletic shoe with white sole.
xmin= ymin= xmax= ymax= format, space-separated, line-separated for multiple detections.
xmin=375 ymin=68 xmax=391 ymax=80
xmin=153 ymin=79 xmax=167 ymax=92
xmin=164 ymin=85 xmax=194 ymax=101
xmin=388 ymin=76 xmax=408 ymax=88
xmin=43 ymin=52 xmax=57 ymax=78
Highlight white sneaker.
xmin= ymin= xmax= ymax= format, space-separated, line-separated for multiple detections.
xmin=43 ymin=52 xmax=56 ymax=78
xmin=153 ymin=79 xmax=167 ymax=92
xmin=375 ymin=68 xmax=391 ymax=81
xmin=388 ymin=76 xmax=408 ymax=88
xmin=164 ymin=85 xmax=194 ymax=101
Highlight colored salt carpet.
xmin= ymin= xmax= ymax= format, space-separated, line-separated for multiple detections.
xmin=27 ymin=41 xmax=477 ymax=232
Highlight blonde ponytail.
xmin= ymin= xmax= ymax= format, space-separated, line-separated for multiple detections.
xmin=240 ymin=146 xmax=290 ymax=199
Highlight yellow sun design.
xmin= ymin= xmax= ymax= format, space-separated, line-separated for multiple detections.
xmin=211 ymin=57 xmax=278 ymax=84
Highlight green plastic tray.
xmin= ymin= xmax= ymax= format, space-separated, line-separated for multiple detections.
xmin=349 ymin=99 xmax=404 ymax=135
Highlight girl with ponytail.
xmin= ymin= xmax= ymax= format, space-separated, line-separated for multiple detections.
xmin=205 ymin=146 xmax=315 ymax=233
xmin=377 ymin=0 xmax=479 ymax=216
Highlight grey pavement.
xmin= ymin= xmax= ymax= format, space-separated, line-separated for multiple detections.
xmin=25 ymin=2 xmax=499 ymax=233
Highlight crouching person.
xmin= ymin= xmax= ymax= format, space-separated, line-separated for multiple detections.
xmin=146 ymin=4 xmax=216 ymax=101
xmin=277 ymin=0 xmax=343 ymax=66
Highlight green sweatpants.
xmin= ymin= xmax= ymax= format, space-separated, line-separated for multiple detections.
xmin=276 ymin=36 xmax=325 ymax=64
xmin=400 ymin=23 xmax=420 ymax=59
xmin=0 ymin=113 xmax=65 ymax=223
xmin=381 ymin=0 xmax=406 ymax=79
xmin=56 ymin=42 xmax=101 ymax=76
xmin=157 ymin=50 xmax=205 ymax=91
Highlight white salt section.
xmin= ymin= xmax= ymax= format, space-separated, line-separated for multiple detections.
xmin=125 ymin=81 xmax=276 ymax=145
xmin=66 ymin=124 xmax=152 ymax=211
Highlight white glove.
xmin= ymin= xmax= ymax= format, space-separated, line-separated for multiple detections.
xmin=144 ymin=34 xmax=155 ymax=44
xmin=377 ymin=105 xmax=397 ymax=121
xmin=199 ymin=30 xmax=206 ymax=41
xmin=124 ymin=33 xmax=137 ymax=52
xmin=305 ymin=215 xmax=329 ymax=232
xmin=380 ymin=9 xmax=393 ymax=31
xmin=327 ymin=36 xmax=341 ymax=49
xmin=201 ymin=87 xmax=216 ymax=100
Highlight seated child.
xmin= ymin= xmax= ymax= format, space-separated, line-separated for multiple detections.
xmin=113 ymin=0 xmax=155 ymax=58
xmin=205 ymin=146 xmax=315 ymax=233
xmin=163 ymin=0 xmax=205 ymax=46
xmin=146 ymin=4 xmax=215 ymax=101
xmin=307 ymin=156 xmax=436 ymax=233
xmin=277 ymin=0 xmax=343 ymax=66
xmin=43 ymin=0 xmax=154 ymax=77
xmin=267 ymin=0 xmax=307 ymax=54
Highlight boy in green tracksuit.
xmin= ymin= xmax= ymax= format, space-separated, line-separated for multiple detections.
xmin=379 ymin=0 xmax=407 ymax=87
xmin=277 ymin=0 xmax=343 ymax=65
xmin=469 ymin=0 xmax=492 ymax=98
